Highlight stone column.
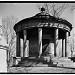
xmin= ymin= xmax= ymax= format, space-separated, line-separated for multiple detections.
xmin=23 ymin=30 xmax=27 ymax=57
xmin=25 ymin=40 xmax=29 ymax=57
xmin=20 ymin=39 xmax=23 ymax=57
xmin=65 ymin=32 xmax=69 ymax=57
xmin=54 ymin=28 xmax=58 ymax=57
xmin=38 ymin=28 xmax=42 ymax=57
xmin=16 ymin=33 xmax=20 ymax=57
xmin=62 ymin=39 xmax=65 ymax=57
xmin=23 ymin=30 xmax=29 ymax=57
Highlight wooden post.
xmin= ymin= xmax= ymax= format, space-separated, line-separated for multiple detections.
xmin=16 ymin=33 xmax=20 ymax=57
xmin=65 ymin=32 xmax=69 ymax=57
xmin=54 ymin=28 xmax=58 ymax=57
xmin=38 ymin=28 xmax=42 ymax=57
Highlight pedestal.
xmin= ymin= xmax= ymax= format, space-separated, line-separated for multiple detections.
xmin=13 ymin=57 xmax=21 ymax=66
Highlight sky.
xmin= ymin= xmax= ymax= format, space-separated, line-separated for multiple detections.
xmin=0 ymin=3 xmax=74 ymax=35
xmin=0 ymin=3 xmax=39 ymax=21
xmin=0 ymin=3 xmax=74 ymax=26
xmin=0 ymin=3 xmax=75 ymax=72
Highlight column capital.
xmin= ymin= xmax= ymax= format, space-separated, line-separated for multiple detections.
xmin=23 ymin=29 xmax=27 ymax=35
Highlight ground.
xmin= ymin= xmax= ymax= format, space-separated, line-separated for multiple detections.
xmin=8 ymin=66 xmax=75 ymax=73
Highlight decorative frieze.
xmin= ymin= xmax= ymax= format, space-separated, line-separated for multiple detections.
xmin=15 ymin=22 xmax=71 ymax=33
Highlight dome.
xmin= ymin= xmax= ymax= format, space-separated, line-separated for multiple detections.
xmin=14 ymin=8 xmax=72 ymax=33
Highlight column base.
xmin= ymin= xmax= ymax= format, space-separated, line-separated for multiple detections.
xmin=13 ymin=57 xmax=21 ymax=66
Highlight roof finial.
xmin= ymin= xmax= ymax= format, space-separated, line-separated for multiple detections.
xmin=41 ymin=7 xmax=45 ymax=13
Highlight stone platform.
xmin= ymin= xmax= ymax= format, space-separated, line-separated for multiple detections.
xmin=12 ymin=57 xmax=75 ymax=68
xmin=13 ymin=56 xmax=53 ymax=67
xmin=8 ymin=66 xmax=75 ymax=73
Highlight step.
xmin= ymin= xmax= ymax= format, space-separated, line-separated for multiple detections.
xmin=57 ymin=62 xmax=75 ymax=68
xmin=19 ymin=59 xmax=37 ymax=66
xmin=52 ymin=58 xmax=72 ymax=62
xmin=52 ymin=60 xmax=73 ymax=64
xmin=52 ymin=59 xmax=72 ymax=63
xmin=52 ymin=57 xmax=69 ymax=60
xmin=52 ymin=58 xmax=71 ymax=61
xmin=36 ymin=63 xmax=48 ymax=67
xmin=58 ymin=61 xmax=74 ymax=64
xmin=57 ymin=64 xmax=75 ymax=68
xmin=53 ymin=63 xmax=58 ymax=66
xmin=58 ymin=60 xmax=73 ymax=63
xmin=19 ymin=62 xmax=48 ymax=67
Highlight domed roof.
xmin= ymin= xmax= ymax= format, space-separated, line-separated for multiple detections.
xmin=14 ymin=8 xmax=72 ymax=32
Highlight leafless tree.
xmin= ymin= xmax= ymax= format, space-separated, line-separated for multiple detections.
xmin=69 ymin=31 xmax=75 ymax=57
xmin=37 ymin=3 xmax=75 ymax=57
xmin=2 ymin=16 xmax=18 ymax=69
xmin=70 ymin=38 xmax=75 ymax=57
xmin=36 ymin=3 xmax=75 ymax=17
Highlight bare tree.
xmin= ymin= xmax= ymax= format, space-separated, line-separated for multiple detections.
xmin=70 ymin=38 xmax=75 ymax=57
xmin=36 ymin=3 xmax=75 ymax=17
xmin=37 ymin=3 xmax=75 ymax=57
xmin=2 ymin=16 xmax=18 ymax=69
xmin=69 ymin=30 xmax=75 ymax=57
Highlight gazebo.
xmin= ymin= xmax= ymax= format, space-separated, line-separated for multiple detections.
xmin=13 ymin=8 xmax=72 ymax=66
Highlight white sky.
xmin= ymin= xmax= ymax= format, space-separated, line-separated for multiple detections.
xmin=0 ymin=3 xmax=74 ymax=25
xmin=0 ymin=3 xmax=39 ymax=21
xmin=0 ymin=3 xmax=74 ymax=35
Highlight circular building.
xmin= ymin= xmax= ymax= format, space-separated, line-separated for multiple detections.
xmin=14 ymin=8 xmax=72 ymax=61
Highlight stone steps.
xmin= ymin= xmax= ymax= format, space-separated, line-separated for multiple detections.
xmin=14 ymin=57 xmax=75 ymax=68
xmin=19 ymin=61 xmax=48 ymax=67
xmin=52 ymin=57 xmax=75 ymax=68
xmin=57 ymin=63 xmax=75 ymax=68
xmin=53 ymin=59 xmax=73 ymax=63
xmin=18 ymin=57 xmax=49 ymax=67
xmin=52 ymin=57 xmax=72 ymax=62
xmin=34 ymin=62 xmax=48 ymax=67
